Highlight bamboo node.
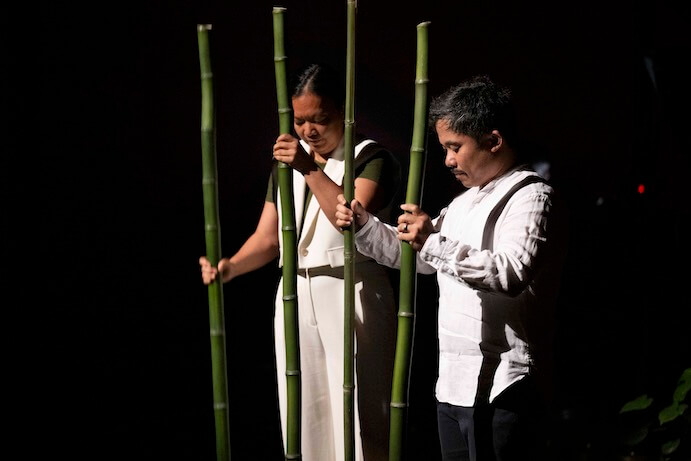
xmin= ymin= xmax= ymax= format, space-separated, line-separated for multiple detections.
xmin=282 ymin=225 xmax=296 ymax=231
xmin=282 ymin=294 xmax=297 ymax=301
xmin=285 ymin=454 xmax=302 ymax=460
xmin=201 ymin=177 xmax=216 ymax=184
xmin=390 ymin=401 xmax=408 ymax=409
xmin=415 ymin=78 xmax=429 ymax=84
xmin=210 ymin=328 xmax=225 ymax=336
xmin=201 ymin=72 xmax=214 ymax=79
xmin=274 ymin=55 xmax=287 ymax=62
xmin=205 ymin=224 xmax=217 ymax=231
xmin=410 ymin=147 xmax=425 ymax=153
xmin=285 ymin=369 xmax=301 ymax=376
xmin=344 ymin=120 xmax=356 ymax=127
xmin=342 ymin=384 xmax=355 ymax=391
xmin=278 ymin=107 xmax=293 ymax=114
xmin=213 ymin=402 xmax=227 ymax=410
xmin=398 ymin=311 xmax=415 ymax=318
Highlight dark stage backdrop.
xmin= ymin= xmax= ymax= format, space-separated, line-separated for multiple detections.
xmin=30 ymin=1 xmax=690 ymax=459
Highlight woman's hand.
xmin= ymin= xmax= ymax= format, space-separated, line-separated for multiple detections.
xmin=273 ymin=133 xmax=316 ymax=175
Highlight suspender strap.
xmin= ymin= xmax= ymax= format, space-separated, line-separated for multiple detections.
xmin=481 ymin=175 xmax=547 ymax=251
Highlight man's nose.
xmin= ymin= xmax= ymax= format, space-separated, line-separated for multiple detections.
xmin=444 ymin=150 xmax=456 ymax=168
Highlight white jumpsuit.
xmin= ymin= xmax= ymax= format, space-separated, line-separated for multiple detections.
xmin=273 ymin=138 xmax=398 ymax=461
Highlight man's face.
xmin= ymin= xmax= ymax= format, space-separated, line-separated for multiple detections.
xmin=435 ymin=119 xmax=498 ymax=189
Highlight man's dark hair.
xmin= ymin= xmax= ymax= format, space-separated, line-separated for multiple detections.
xmin=428 ymin=75 xmax=517 ymax=144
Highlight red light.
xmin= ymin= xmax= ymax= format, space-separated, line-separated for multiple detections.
xmin=637 ymin=184 xmax=645 ymax=194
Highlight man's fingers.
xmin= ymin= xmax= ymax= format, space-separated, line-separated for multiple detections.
xmin=400 ymin=203 xmax=419 ymax=214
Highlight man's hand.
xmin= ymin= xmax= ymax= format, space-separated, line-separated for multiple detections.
xmin=335 ymin=194 xmax=369 ymax=230
xmin=396 ymin=204 xmax=434 ymax=251
xmin=199 ymin=256 xmax=233 ymax=284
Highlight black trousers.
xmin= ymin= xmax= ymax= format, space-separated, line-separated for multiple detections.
xmin=436 ymin=377 xmax=547 ymax=461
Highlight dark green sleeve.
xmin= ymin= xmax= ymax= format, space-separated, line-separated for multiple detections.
xmin=355 ymin=148 xmax=401 ymax=212
xmin=265 ymin=160 xmax=279 ymax=203
xmin=357 ymin=155 xmax=385 ymax=182
xmin=268 ymin=147 xmax=400 ymax=210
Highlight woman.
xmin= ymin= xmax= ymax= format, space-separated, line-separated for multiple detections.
xmin=200 ymin=63 xmax=400 ymax=461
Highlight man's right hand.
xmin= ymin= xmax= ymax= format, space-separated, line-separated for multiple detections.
xmin=335 ymin=194 xmax=369 ymax=230
xmin=199 ymin=256 xmax=233 ymax=285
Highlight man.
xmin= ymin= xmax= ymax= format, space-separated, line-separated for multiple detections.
xmin=335 ymin=75 xmax=568 ymax=461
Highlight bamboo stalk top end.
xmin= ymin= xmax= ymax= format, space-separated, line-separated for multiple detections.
xmin=197 ymin=24 xmax=212 ymax=31
xmin=272 ymin=6 xmax=287 ymax=13
xmin=417 ymin=21 xmax=431 ymax=28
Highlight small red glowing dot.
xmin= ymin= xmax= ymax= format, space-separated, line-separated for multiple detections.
xmin=637 ymin=184 xmax=645 ymax=194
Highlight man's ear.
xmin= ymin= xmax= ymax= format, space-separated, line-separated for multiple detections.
xmin=488 ymin=130 xmax=503 ymax=152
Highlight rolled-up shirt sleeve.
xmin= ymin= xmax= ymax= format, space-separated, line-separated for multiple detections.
xmin=418 ymin=190 xmax=553 ymax=296
xmin=355 ymin=213 xmax=437 ymax=274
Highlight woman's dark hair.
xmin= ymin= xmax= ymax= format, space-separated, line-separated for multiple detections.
xmin=291 ymin=63 xmax=345 ymax=110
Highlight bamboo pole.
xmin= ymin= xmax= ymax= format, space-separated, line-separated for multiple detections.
xmin=272 ymin=8 xmax=302 ymax=461
xmin=343 ymin=2 xmax=358 ymax=461
xmin=197 ymin=23 xmax=232 ymax=461
xmin=388 ymin=21 xmax=430 ymax=461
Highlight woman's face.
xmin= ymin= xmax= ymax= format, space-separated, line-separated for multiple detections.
xmin=292 ymin=91 xmax=344 ymax=158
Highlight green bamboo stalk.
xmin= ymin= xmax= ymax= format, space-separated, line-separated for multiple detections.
xmin=272 ymin=8 xmax=302 ymax=461
xmin=343 ymin=2 xmax=357 ymax=461
xmin=389 ymin=21 xmax=430 ymax=461
xmin=197 ymin=23 xmax=232 ymax=461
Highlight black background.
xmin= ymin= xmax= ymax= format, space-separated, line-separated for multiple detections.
xmin=25 ymin=0 xmax=691 ymax=459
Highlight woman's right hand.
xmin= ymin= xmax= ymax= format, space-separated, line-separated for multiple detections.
xmin=273 ymin=133 xmax=316 ymax=175
xmin=199 ymin=256 xmax=232 ymax=285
